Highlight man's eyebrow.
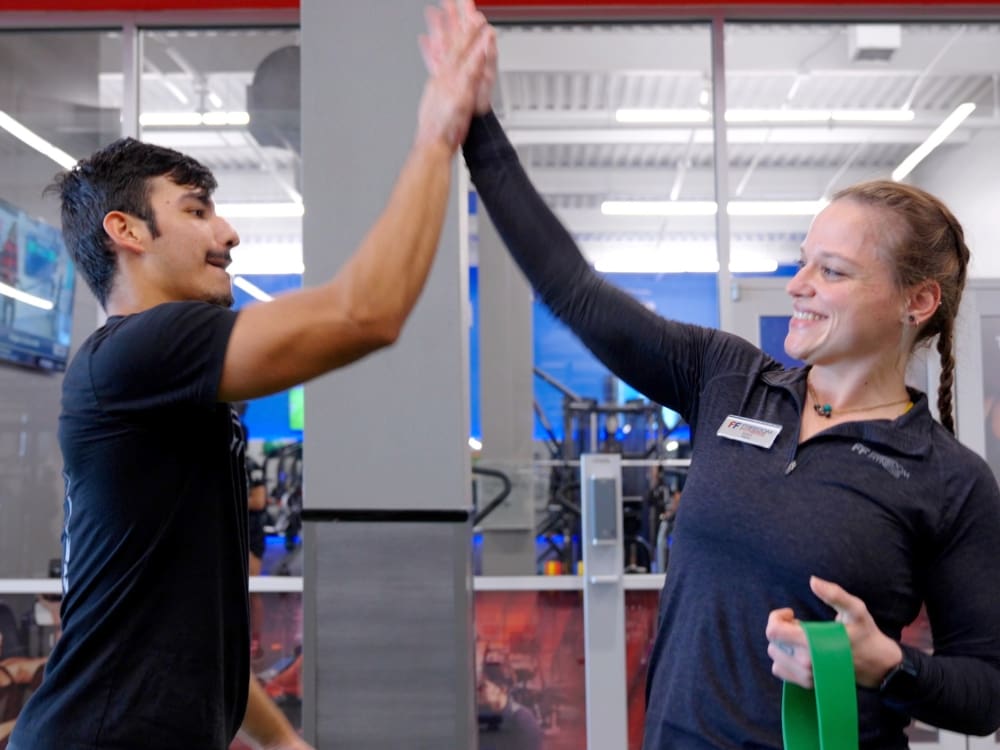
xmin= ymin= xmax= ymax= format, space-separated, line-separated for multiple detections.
xmin=180 ymin=190 xmax=212 ymax=206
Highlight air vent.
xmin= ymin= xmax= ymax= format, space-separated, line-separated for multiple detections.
xmin=848 ymin=25 xmax=901 ymax=62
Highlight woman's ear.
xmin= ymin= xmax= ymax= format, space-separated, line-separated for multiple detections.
xmin=102 ymin=211 xmax=147 ymax=255
xmin=905 ymin=279 xmax=942 ymax=327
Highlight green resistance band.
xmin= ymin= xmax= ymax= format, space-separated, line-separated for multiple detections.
xmin=781 ymin=621 xmax=859 ymax=750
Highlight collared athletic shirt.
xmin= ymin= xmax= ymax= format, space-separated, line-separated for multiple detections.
xmin=464 ymin=111 xmax=1000 ymax=749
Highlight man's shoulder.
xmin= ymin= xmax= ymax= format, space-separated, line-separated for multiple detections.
xmin=121 ymin=300 xmax=237 ymax=328
xmin=63 ymin=301 xmax=238 ymax=409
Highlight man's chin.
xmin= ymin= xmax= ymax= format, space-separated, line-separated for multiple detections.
xmin=206 ymin=293 xmax=235 ymax=309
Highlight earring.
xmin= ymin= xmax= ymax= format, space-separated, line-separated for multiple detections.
xmin=908 ymin=315 xmax=916 ymax=324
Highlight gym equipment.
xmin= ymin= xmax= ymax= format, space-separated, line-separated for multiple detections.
xmin=533 ymin=367 xmax=688 ymax=574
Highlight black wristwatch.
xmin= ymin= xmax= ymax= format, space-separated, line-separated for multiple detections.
xmin=879 ymin=648 xmax=921 ymax=705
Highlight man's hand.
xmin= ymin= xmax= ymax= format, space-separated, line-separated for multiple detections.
xmin=257 ymin=738 xmax=313 ymax=750
xmin=416 ymin=0 xmax=495 ymax=150
xmin=240 ymin=677 xmax=316 ymax=750
xmin=765 ymin=576 xmax=904 ymax=689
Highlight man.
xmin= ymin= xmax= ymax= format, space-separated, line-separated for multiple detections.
xmin=8 ymin=3 xmax=494 ymax=748
xmin=477 ymin=662 xmax=544 ymax=750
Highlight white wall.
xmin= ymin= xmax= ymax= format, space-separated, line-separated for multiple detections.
xmin=915 ymin=127 xmax=1000 ymax=279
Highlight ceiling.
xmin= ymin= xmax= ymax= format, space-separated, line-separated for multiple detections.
xmin=1 ymin=20 xmax=998 ymax=274
xmin=486 ymin=22 xmax=1000 ymax=271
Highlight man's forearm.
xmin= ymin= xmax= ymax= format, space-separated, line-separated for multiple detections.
xmin=239 ymin=676 xmax=311 ymax=750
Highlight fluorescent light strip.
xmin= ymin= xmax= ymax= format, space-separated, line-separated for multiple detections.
xmin=616 ymin=108 xmax=711 ymax=124
xmin=200 ymin=111 xmax=250 ymax=127
xmin=727 ymin=109 xmax=830 ymax=123
xmin=892 ymin=102 xmax=976 ymax=182
xmin=601 ymin=199 xmax=828 ymax=217
xmin=727 ymin=200 xmax=829 ymax=216
xmin=216 ymin=202 xmax=304 ymax=219
xmin=603 ymin=200 xmax=717 ymax=217
xmin=139 ymin=111 xmax=251 ymax=127
xmin=728 ymin=109 xmax=913 ymax=124
xmin=232 ymin=276 xmax=274 ymax=302
xmin=0 ymin=110 xmax=77 ymax=169
xmin=227 ymin=243 xmax=304 ymax=275
xmin=830 ymin=109 xmax=915 ymax=123
xmin=614 ymin=108 xmax=913 ymax=125
xmin=0 ymin=281 xmax=55 ymax=311
xmin=593 ymin=256 xmax=779 ymax=274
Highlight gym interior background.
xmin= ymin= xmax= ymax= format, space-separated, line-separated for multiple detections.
xmin=1 ymin=1 xmax=1000 ymax=748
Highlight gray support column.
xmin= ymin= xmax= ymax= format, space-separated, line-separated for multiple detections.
xmin=475 ymin=207 xmax=537 ymax=575
xmin=581 ymin=453 xmax=628 ymax=749
xmin=300 ymin=3 xmax=475 ymax=748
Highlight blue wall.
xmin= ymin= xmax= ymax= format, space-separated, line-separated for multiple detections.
xmin=240 ymin=264 xmax=796 ymax=444
xmin=233 ymin=273 xmax=304 ymax=443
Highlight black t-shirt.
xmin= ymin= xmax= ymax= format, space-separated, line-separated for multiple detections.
xmin=11 ymin=301 xmax=248 ymax=750
xmin=247 ymin=454 xmax=267 ymax=559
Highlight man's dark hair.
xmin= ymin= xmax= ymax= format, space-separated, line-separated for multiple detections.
xmin=481 ymin=662 xmax=513 ymax=690
xmin=46 ymin=137 xmax=217 ymax=307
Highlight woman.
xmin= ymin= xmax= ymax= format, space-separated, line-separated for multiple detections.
xmin=458 ymin=108 xmax=1000 ymax=748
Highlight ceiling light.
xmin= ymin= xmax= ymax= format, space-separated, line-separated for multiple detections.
xmin=602 ymin=200 xmax=717 ymax=216
xmin=830 ymin=109 xmax=914 ymax=123
xmin=892 ymin=102 xmax=976 ymax=181
xmin=728 ymin=109 xmax=913 ymax=123
xmin=139 ymin=112 xmax=202 ymax=127
xmin=614 ymin=108 xmax=913 ymax=125
xmin=227 ymin=243 xmax=304 ymax=275
xmin=201 ymin=111 xmax=250 ymax=126
xmin=0 ymin=110 xmax=77 ymax=169
xmin=730 ymin=257 xmax=779 ymax=273
xmin=0 ymin=281 xmax=54 ymax=311
xmin=232 ymin=276 xmax=274 ymax=302
xmin=139 ymin=111 xmax=251 ymax=127
xmin=615 ymin=108 xmax=711 ymax=124
xmin=216 ymin=202 xmax=304 ymax=219
xmin=601 ymin=200 xmax=827 ymax=217
xmin=727 ymin=200 xmax=828 ymax=216
xmin=592 ymin=249 xmax=778 ymax=274
xmin=727 ymin=109 xmax=831 ymax=123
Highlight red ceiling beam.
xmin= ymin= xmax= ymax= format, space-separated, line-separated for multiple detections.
xmin=0 ymin=0 xmax=295 ymax=9
xmin=0 ymin=0 xmax=997 ymax=9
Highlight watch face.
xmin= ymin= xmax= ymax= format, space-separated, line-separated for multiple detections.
xmin=880 ymin=656 xmax=920 ymax=704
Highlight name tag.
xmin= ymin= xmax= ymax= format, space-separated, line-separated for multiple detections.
xmin=717 ymin=415 xmax=782 ymax=449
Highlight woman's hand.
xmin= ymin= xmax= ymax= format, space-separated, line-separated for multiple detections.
xmin=765 ymin=575 xmax=904 ymax=689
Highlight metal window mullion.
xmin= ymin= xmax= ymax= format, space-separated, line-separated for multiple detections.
xmin=121 ymin=20 xmax=140 ymax=140
xmin=711 ymin=11 xmax=734 ymax=333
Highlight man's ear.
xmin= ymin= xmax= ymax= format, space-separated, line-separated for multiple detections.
xmin=906 ymin=279 xmax=942 ymax=327
xmin=102 ymin=211 xmax=147 ymax=255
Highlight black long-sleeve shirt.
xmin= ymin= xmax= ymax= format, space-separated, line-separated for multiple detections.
xmin=464 ymin=111 xmax=1000 ymax=749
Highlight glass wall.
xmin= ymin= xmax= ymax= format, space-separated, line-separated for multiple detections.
xmin=473 ymin=23 xmax=714 ymax=579
xmin=724 ymin=22 xmax=999 ymax=280
xmin=137 ymin=26 xmax=305 ymax=571
xmin=0 ymin=29 xmax=119 ymax=579
xmin=0 ymin=8 xmax=997 ymax=750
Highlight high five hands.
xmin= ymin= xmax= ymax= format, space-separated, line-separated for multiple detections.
xmin=766 ymin=576 xmax=905 ymax=689
xmin=416 ymin=0 xmax=496 ymax=152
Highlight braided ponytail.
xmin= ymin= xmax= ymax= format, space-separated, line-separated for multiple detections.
xmin=936 ymin=325 xmax=957 ymax=433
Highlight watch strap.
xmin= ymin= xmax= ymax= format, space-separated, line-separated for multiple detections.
xmin=879 ymin=645 xmax=921 ymax=705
